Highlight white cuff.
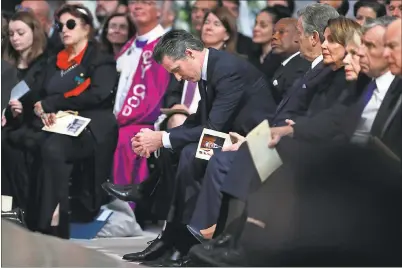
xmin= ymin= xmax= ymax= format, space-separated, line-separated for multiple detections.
xmin=162 ymin=131 xmax=172 ymax=149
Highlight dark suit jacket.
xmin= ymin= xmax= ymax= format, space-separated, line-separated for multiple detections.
xmin=248 ymin=50 xmax=283 ymax=82
xmin=168 ymin=48 xmax=277 ymax=151
xmin=270 ymin=54 xmax=310 ymax=104
xmin=293 ymin=76 xmax=402 ymax=158
xmin=46 ymin=31 xmax=64 ymax=55
xmin=277 ymin=65 xmax=348 ymax=124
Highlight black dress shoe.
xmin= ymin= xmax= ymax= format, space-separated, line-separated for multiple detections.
xmin=141 ymin=249 xmax=183 ymax=267
xmin=189 ymin=234 xmax=248 ymax=266
xmin=122 ymin=237 xmax=171 ymax=262
xmin=102 ymin=182 xmax=143 ymax=202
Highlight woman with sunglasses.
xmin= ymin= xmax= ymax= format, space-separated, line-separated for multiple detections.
xmin=4 ymin=4 xmax=119 ymax=238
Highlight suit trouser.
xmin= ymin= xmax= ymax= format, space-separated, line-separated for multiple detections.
xmin=189 ymin=150 xmax=237 ymax=230
xmin=167 ymin=143 xmax=208 ymax=225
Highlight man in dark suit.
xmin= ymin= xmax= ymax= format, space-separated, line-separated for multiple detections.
xmin=126 ymin=30 xmax=276 ymax=265
xmin=269 ymin=18 xmax=310 ymax=104
xmin=188 ymin=17 xmax=309 ymax=234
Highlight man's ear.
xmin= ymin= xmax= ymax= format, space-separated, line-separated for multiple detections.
xmin=184 ymin=49 xmax=195 ymax=59
xmin=311 ymin=31 xmax=320 ymax=46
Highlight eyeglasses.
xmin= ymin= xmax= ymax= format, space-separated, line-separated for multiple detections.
xmin=55 ymin=19 xmax=77 ymax=32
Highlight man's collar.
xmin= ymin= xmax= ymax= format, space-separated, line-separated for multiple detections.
xmin=201 ymin=48 xmax=209 ymax=81
xmin=311 ymin=54 xmax=323 ymax=69
xmin=375 ymin=71 xmax=395 ymax=93
xmin=282 ymin=51 xmax=300 ymax=66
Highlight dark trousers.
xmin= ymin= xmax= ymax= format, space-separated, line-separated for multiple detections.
xmin=189 ymin=150 xmax=237 ymax=230
xmin=28 ymin=130 xmax=95 ymax=232
xmin=167 ymin=143 xmax=208 ymax=225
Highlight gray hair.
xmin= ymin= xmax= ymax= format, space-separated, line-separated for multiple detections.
xmin=153 ymin=29 xmax=204 ymax=64
xmin=362 ymin=16 xmax=398 ymax=34
xmin=297 ymin=3 xmax=339 ymax=42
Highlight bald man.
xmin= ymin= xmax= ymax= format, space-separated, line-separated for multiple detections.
xmin=384 ymin=19 xmax=402 ymax=75
xmin=20 ymin=0 xmax=63 ymax=53
xmin=270 ymin=18 xmax=310 ymax=103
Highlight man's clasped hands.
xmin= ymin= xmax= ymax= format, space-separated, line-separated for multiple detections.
xmin=131 ymin=119 xmax=296 ymax=158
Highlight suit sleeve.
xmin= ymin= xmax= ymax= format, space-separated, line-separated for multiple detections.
xmin=292 ymin=103 xmax=351 ymax=142
xmin=168 ymin=72 xmax=245 ymax=150
xmin=41 ymin=60 xmax=118 ymax=113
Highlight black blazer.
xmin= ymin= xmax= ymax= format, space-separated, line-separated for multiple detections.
xmin=278 ymin=65 xmax=348 ymax=124
xmin=248 ymin=49 xmax=283 ymax=82
xmin=270 ymin=54 xmax=310 ymax=104
xmin=168 ymin=48 xmax=277 ymax=150
xmin=40 ymin=42 xmax=118 ymax=144
xmin=293 ymin=76 xmax=401 ymax=158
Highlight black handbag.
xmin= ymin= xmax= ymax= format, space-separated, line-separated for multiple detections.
xmin=1 ymin=208 xmax=27 ymax=228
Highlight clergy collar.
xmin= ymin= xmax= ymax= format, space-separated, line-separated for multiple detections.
xmin=136 ymin=24 xmax=165 ymax=44
xmin=201 ymin=48 xmax=209 ymax=81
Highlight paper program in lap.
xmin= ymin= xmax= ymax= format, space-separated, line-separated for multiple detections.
xmin=246 ymin=120 xmax=283 ymax=183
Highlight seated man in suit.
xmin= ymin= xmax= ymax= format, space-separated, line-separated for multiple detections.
xmin=188 ymin=17 xmax=309 ymax=236
xmin=125 ymin=30 xmax=277 ymax=264
xmin=188 ymin=3 xmax=340 ymax=237
xmin=383 ymin=18 xmax=401 ymax=76
xmin=189 ymin=15 xmax=402 ymax=267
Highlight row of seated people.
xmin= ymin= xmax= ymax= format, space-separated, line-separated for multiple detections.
xmin=0 ymin=1 xmax=296 ymax=234
xmin=102 ymin=4 xmax=402 ymax=267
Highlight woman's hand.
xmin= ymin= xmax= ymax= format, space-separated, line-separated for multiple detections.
xmin=2 ymin=115 xmax=6 ymax=127
xmin=34 ymin=101 xmax=44 ymax=118
xmin=9 ymin=100 xmax=23 ymax=118
xmin=41 ymin=113 xmax=56 ymax=127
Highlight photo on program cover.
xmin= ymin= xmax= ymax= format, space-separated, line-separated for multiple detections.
xmin=196 ymin=129 xmax=232 ymax=161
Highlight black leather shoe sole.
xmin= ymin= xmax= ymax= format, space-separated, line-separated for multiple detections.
xmin=102 ymin=183 xmax=142 ymax=202
xmin=189 ymin=247 xmax=232 ymax=267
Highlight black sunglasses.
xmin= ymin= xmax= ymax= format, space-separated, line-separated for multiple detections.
xmin=55 ymin=19 xmax=77 ymax=32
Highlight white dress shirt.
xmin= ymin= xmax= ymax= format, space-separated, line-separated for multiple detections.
xmin=281 ymin=51 xmax=300 ymax=66
xmin=311 ymin=54 xmax=323 ymax=69
xmin=162 ymin=49 xmax=210 ymax=149
xmin=352 ymin=71 xmax=395 ymax=144
xmin=113 ymin=25 xmax=165 ymax=115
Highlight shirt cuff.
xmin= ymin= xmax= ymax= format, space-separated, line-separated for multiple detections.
xmin=162 ymin=131 xmax=172 ymax=149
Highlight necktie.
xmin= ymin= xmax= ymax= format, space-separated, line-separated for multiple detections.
xmin=183 ymin=81 xmax=197 ymax=107
xmin=135 ymin=39 xmax=148 ymax=48
xmin=198 ymin=80 xmax=208 ymax=123
xmin=363 ymin=80 xmax=377 ymax=107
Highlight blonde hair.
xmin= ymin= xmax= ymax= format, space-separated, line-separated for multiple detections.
xmin=326 ymin=16 xmax=361 ymax=46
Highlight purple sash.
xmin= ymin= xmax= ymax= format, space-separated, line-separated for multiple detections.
xmin=113 ymin=37 xmax=170 ymax=189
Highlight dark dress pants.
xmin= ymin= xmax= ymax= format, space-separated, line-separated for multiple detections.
xmin=189 ymin=150 xmax=237 ymax=230
xmin=167 ymin=143 xmax=208 ymax=225
xmin=28 ymin=130 xmax=95 ymax=232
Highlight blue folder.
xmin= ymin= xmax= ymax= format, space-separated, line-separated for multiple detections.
xmin=70 ymin=209 xmax=113 ymax=239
